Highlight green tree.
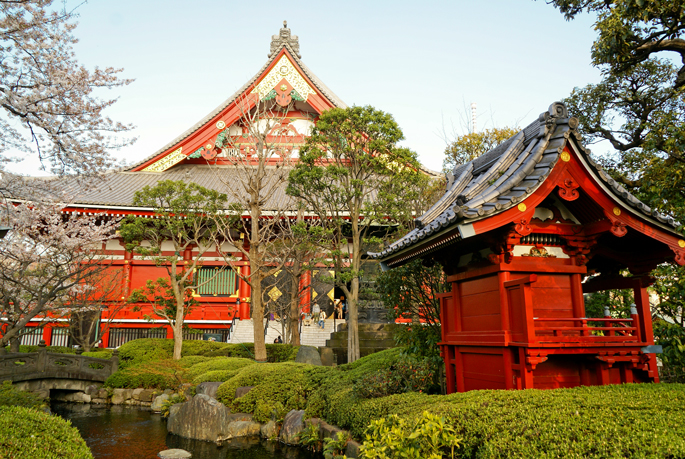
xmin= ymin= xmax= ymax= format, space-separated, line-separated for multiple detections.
xmin=547 ymin=0 xmax=685 ymax=89
xmin=377 ymin=259 xmax=449 ymax=379
xmin=119 ymin=180 xmax=227 ymax=360
xmin=442 ymin=127 xmax=519 ymax=172
xmin=287 ymin=105 xmax=422 ymax=363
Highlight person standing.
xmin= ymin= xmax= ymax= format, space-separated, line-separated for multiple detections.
xmin=318 ymin=310 xmax=327 ymax=329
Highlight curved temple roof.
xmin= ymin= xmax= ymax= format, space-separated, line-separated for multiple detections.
xmin=371 ymin=101 xmax=681 ymax=264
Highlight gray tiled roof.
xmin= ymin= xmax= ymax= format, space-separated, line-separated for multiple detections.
xmin=371 ymin=101 xmax=680 ymax=262
xmin=128 ymin=31 xmax=346 ymax=171
xmin=53 ymin=164 xmax=294 ymax=212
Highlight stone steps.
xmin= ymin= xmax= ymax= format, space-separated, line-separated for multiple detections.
xmin=229 ymin=318 xmax=337 ymax=347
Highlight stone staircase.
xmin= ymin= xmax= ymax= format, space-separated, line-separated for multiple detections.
xmin=228 ymin=318 xmax=337 ymax=348
xmin=323 ymin=323 xmax=398 ymax=365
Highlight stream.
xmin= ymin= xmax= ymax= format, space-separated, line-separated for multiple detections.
xmin=52 ymin=402 xmax=319 ymax=459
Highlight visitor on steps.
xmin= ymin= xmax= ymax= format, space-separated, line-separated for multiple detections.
xmin=318 ymin=310 xmax=327 ymax=329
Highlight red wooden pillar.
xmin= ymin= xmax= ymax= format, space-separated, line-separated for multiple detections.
xmin=239 ymin=263 xmax=251 ymax=320
xmin=633 ymin=279 xmax=654 ymax=343
xmin=42 ymin=325 xmax=53 ymax=346
xmin=100 ymin=328 xmax=110 ymax=349
xmin=299 ymin=270 xmax=312 ymax=313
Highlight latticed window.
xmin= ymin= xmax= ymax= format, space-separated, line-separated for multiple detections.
xmin=196 ymin=267 xmax=238 ymax=296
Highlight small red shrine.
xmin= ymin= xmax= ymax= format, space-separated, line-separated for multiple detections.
xmin=374 ymin=102 xmax=685 ymax=392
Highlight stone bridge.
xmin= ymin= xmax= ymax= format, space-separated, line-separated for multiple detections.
xmin=0 ymin=344 xmax=119 ymax=396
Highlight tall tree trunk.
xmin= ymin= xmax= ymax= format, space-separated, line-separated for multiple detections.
xmin=172 ymin=297 xmax=185 ymax=360
xmin=252 ymin=278 xmax=266 ymax=361
xmin=347 ymin=213 xmax=362 ymax=363
xmin=348 ymin=276 xmax=361 ymax=362
xmin=289 ymin=266 xmax=301 ymax=345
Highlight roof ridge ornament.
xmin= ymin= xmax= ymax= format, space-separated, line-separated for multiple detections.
xmin=269 ymin=20 xmax=301 ymax=59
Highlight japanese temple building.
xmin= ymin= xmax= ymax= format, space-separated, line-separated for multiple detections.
xmin=18 ymin=23 xmax=360 ymax=348
xmin=372 ymin=102 xmax=685 ymax=392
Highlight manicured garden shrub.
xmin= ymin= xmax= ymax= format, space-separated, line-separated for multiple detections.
xmin=104 ymin=359 xmax=187 ymax=389
xmin=342 ymin=384 xmax=685 ymax=458
xmin=192 ymin=369 xmax=244 ymax=384
xmin=353 ymin=356 xmax=436 ymax=398
xmin=9 ymin=345 xmax=76 ymax=354
xmin=185 ymin=357 xmax=255 ymax=380
xmin=177 ymin=355 xmax=212 ymax=368
xmin=0 ymin=381 xmax=46 ymax=410
xmin=359 ymin=411 xmax=459 ymax=459
xmin=215 ymin=362 xmax=329 ymax=423
xmin=0 ymin=406 xmax=93 ymax=459
xmin=116 ymin=338 xmax=173 ymax=369
xmin=81 ymin=350 xmax=112 ymax=360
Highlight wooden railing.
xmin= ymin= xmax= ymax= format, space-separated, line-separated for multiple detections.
xmin=533 ymin=317 xmax=641 ymax=344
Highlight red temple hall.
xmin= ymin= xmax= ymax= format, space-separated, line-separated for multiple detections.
xmin=374 ymin=102 xmax=685 ymax=393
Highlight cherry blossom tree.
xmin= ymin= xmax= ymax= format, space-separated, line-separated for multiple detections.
xmin=0 ymin=200 xmax=118 ymax=351
xmin=0 ymin=0 xmax=133 ymax=181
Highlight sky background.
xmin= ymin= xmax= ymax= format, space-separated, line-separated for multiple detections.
xmin=14 ymin=0 xmax=602 ymax=175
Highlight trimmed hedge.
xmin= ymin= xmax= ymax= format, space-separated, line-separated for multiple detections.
xmin=0 ymin=406 xmax=93 ymax=459
xmin=113 ymin=338 xmax=299 ymax=370
xmin=104 ymin=359 xmax=187 ymax=389
xmin=81 ymin=350 xmax=112 ymax=360
xmin=216 ymin=362 xmax=329 ymax=423
xmin=0 ymin=381 xmax=46 ymax=410
xmin=185 ymin=357 xmax=256 ymax=381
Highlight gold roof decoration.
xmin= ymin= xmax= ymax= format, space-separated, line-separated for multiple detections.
xmin=251 ymin=54 xmax=315 ymax=103
xmin=142 ymin=147 xmax=184 ymax=172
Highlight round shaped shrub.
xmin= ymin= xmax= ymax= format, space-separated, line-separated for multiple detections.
xmin=116 ymin=338 xmax=173 ymax=369
xmin=185 ymin=357 xmax=256 ymax=380
xmin=0 ymin=406 xmax=93 ymax=459
xmin=216 ymin=362 xmax=329 ymax=423
xmin=192 ymin=369 xmax=243 ymax=384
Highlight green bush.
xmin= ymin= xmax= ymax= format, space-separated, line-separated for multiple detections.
xmin=116 ymin=338 xmax=173 ymax=369
xmin=353 ymin=356 xmax=436 ymax=399
xmin=104 ymin=359 xmax=187 ymax=389
xmin=0 ymin=381 xmax=46 ymax=410
xmin=0 ymin=406 xmax=93 ymax=459
xmin=81 ymin=350 xmax=112 ymax=360
xmin=216 ymin=362 xmax=329 ymax=423
xmin=654 ymin=319 xmax=685 ymax=382
xmin=192 ymin=369 xmax=244 ymax=384
xmin=340 ymin=384 xmax=685 ymax=458
xmin=177 ymin=355 xmax=213 ymax=368
xmin=7 ymin=345 xmax=76 ymax=354
xmin=185 ymin=357 xmax=256 ymax=380
xmin=359 ymin=411 xmax=458 ymax=459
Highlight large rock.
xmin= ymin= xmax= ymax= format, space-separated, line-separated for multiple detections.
xmin=294 ymin=346 xmax=322 ymax=366
xmin=279 ymin=409 xmax=306 ymax=445
xmin=158 ymin=449 xmax=192 ymax=459
xmin=111 ymin=388 xmax=132 ymax=405
xmin=139 ymin=389 xmax=155 ymax=402
xmin=219 ymin=421 xmax=261 ymax=441
xmin=151 ymin=394 xmax=170 ymax=412
xmin=167 ymin=394 xmax=232 ymax=443
xmin=261 ymin=420 xmax=280 ymax=439
xmin=196 ymin=382 xmax=222 ymax=399
xmin=132 ymin=388 xmax=144 ymax=400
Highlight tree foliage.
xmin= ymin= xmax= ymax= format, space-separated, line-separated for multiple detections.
xmin=119 ymin=180 xmax=227 ymax=360
xmin=377 ymin=259 xmax=449 ymax=377
xmin=548 ymin=0 xmax=685 ymax=89
xmin=0 ymin=200 xmax=117 ymax=349
xmin=288 ymin=105 xmax=423 ymax=363
xmin=0 ymin=0 xmax=133 ymax=178
xmin=442 ymin=127 xmax=519 ymax=172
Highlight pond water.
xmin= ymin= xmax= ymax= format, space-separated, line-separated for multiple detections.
xmin=52 ymin=402 xmax=319 ymax=459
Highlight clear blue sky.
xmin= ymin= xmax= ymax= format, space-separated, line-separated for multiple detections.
xmin=17 ymin=0 xmax=601 ymax=174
